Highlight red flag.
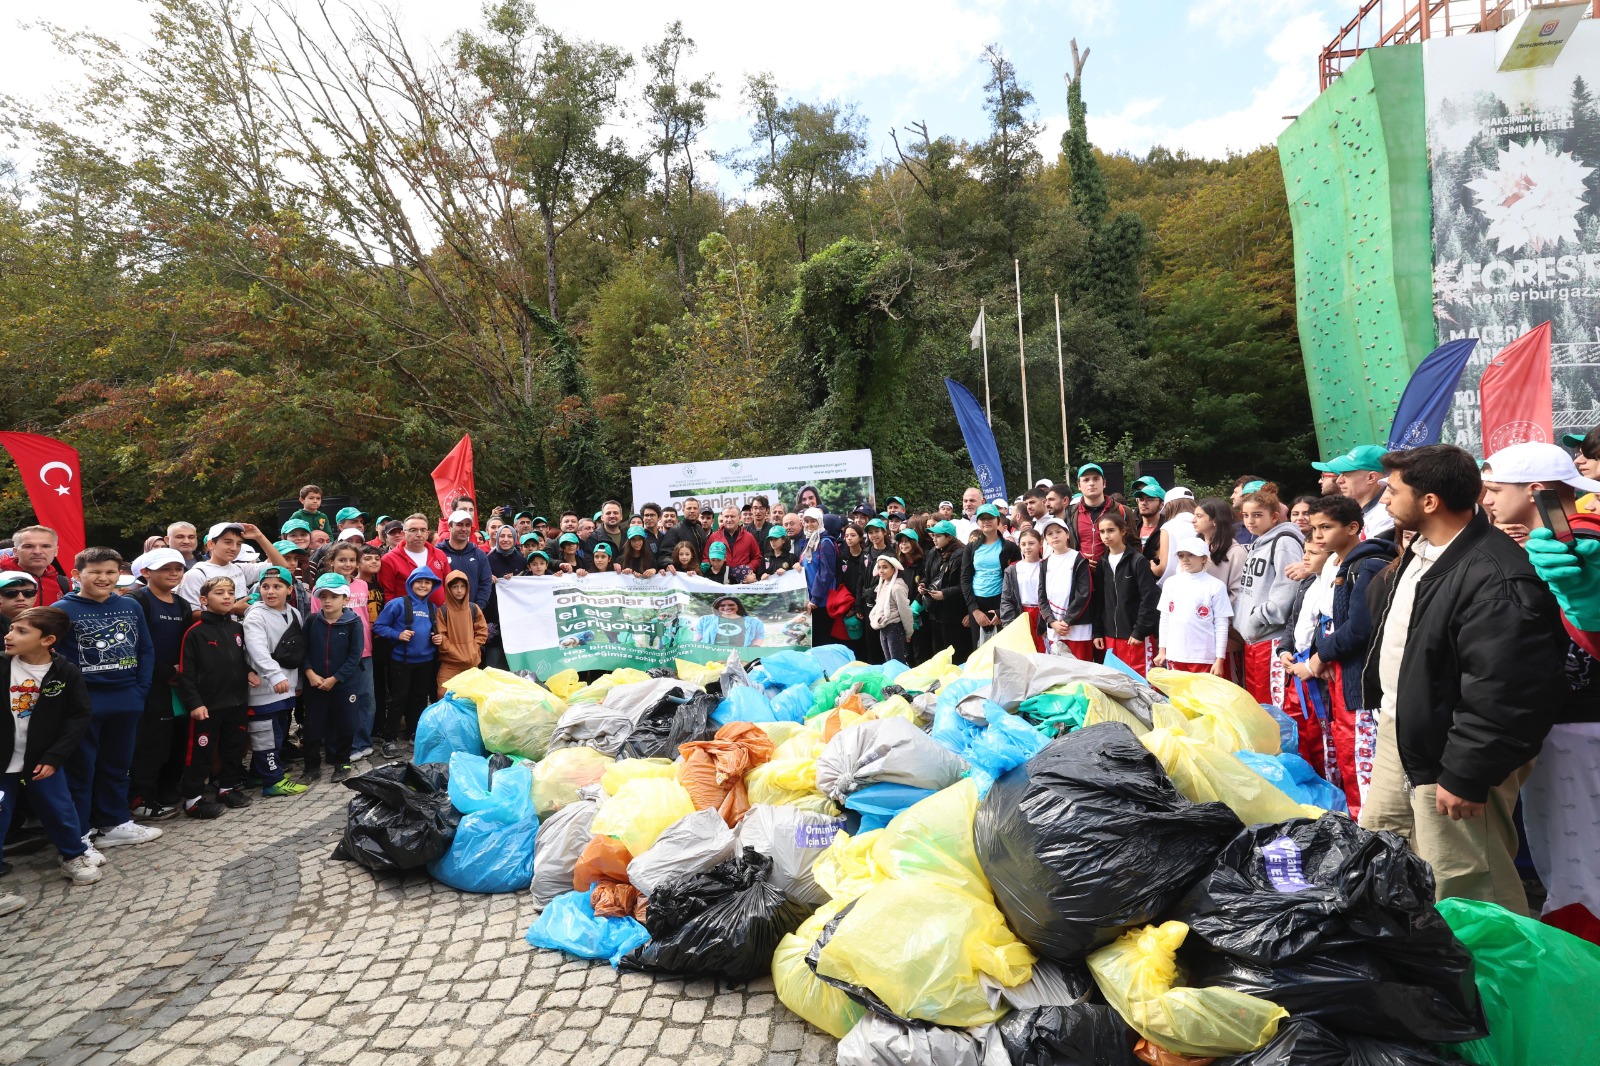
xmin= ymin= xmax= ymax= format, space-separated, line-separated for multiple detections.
xmin=1478 ymin=322 xmax=1552 ymax=454
xmin=0 ymin=432 xmax=87 ymax=564
xmin=430 ymin=434 xmax=476 ymax=518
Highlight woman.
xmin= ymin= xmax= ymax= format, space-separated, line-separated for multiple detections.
xmin=921 ymin=519 xmax=971 ymax=664
xmin=616 ymin=526 xmax=657 ymax=578
xmin=795 ymin=485 xmax=822 ymax=513
xmin=834 ymin=524 xmax=877 ymax=661
xmin=1288 ymin=495 xmax=1317 ymax=538
xmin=1151 ymin=492 xmax=1198 ymax=583
xmin=760 ymin=526 xmax=798 ymax=580
xmin=556 ymin=532 xmax=585 ymax=574
xmin=142 ymin=535 xmax=168 ymax=554
xmin=436 ymin=570 xmax=487 ymax=696
xmin=800 ymin=511 xmax=840 ymax=643
xmin=998 ymin=527 xmax=1045 ymax=652
xmin=960 ymin=503 xmax=1020 ymax=648
xmin=693 ymin=594 xmax=766 ymax=646
xmin=1092 ymin=513 xmax=1160 ymax=674
xmin=1192 ymin=498 xmax=1248 ymax=608
xmin=1035 ymin=518 xmax=1094 ymax=658
xmin=488 ymin=526 xmax=525 ymax=580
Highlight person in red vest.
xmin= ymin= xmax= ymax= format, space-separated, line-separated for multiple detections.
xmin=1 ymin=526 xmax=70 ymax=606
xmin=378 ymin=514 xmax=448 ymax=606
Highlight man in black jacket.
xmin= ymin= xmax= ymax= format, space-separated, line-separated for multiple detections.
xmin=1360 ymin=445 xmax=1563 ymax=915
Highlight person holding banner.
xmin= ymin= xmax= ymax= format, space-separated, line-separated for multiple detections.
xmin=705 ymin=505 xmax=761 ymax=576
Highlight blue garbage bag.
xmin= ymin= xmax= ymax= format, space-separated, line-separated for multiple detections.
xmin=428 ymin=753 xmax=539 ymax=892
xmin=963 ymin=706 xmax=1049 ymax=797
xmin=1235 ymin=749 xmax=1349 ymax=814
xmin=1260 ymin=702 xmax=1300 ymax=756
xmin=769 ymin=685 xmax=814 ymax=724
xmin=811 ymin=643 xmax=856 ymax=678
xmin=931 ymin=678 xmax=999 ymax=755
xmin=760 ymin=650 xmax=826 ymax=688
xmin=526 ymin=889 xmax=652 ymax=965
xmin=878 ymin=659 xmax=908 ymax=684
xmin=712 ymin=685 xmax=780 ymax=727
xmin=414 ymin=695 xmax=485 ymax=765
xmin=844 ymin=782 xmax=936 ymax=832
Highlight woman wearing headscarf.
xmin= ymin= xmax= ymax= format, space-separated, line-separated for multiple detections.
xmin=435 ymin=570 xmax=488 ymax=696
xmin=800 ymin=510 xmax=840 ymax=645
xmin=488 ymin=525 xmax=526 ymax=580
xmin=921 ymin=519 xmax=971 ymax=664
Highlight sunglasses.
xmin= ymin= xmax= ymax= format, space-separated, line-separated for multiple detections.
xmin=0 ymin=588 xmax=36 ymax=599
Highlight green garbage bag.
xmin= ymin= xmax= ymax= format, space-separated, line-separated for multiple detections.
xmin=1436 ymin=898 xmax=1600 ymax=1066
xmin=1018 ymin=690 xmax=1089 ymax=736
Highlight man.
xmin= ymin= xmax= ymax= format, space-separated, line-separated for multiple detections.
xmin=179 ymin=523 xmax=292 ymax=616
xmin=659 ymin=507 xmax=678 ymax=532
xmin=165 ymin=522 xmax=201 ymax=567
xmin=704 ymin=505 xmax=762 ymax=572
xmin=585 ymin=500 xmax=625 ymax=558
xmin=782 ymin=512 xmax=804 ymax=543
xmin=513 ymin=511 xmax=536 ymax=539
xmin=125 ymin=548 xmax=196 ymax=821
xmin=558 ymin=511 xmax=580 ymax=535
xmin=434 ymin=493 xmax=480 ymax=542
xmin=1065 ymin=463 xmax=1134 ymax=565
xmin=640 ymin=503 xmax=663 ymax=541
xmin=2 ymin=526 xmax=69 ymax=606
xmin=960 ymin=487 xmax=984 ymax=522
xmin=1361 ymin=444 xmax=1563 ymax=914
xmin=1319 ymin=445 xmax=1395 ymax=538
xmin=1133 ymin=484 xmax=1165 ymax=559
xmin=1308 ymin=460 xmax=1340 ymax=497
xmin=657 ymin=499 xmax=706 ymax=568
xmin=885 ymin=496 xmax=908 ymax=520
xmin=745 ymin=496 xmax=771 ymax=540
xmin=1044 ymin=484 xmax=1070 ymax=521
xmin=436 ymin=510 xmax=493 ymax=610
xmin=378 ymin=514 xmax=449 ymax=606
xmin=937 ymin=500 xmax=956 ymax=521
xmin=770 ymin=501 xmax=786 ymax=526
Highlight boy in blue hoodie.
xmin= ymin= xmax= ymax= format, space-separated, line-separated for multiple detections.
xmin=304 ymin=574 xmax=366 ymax=783
xmin=55 ymin=547 xmax=159 ymax=853
xmin=372 ymin=566 xmax=438 ymax=759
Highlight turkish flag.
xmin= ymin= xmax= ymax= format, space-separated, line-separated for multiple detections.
xmin=0 ymin=432 xmax=87 ymax=564
xmin=1478 ymin=321 xmax=1552 ymax=454
xmin=430 ymin=434 xmax=476 ymax=519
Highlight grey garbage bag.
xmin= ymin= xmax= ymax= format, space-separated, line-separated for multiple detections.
xmin=529 ymin=784 xmax=604 ymax=907
xmin=989 ymin=647 xmax=1158 ymax=726
xmin=815 ymin=718 xmax=969 ymax=802
xmin=836 ymin=1014 xmax=1003 ymax=1066
xmin=980 ymin=958 xmax=1093 ymax=1011
xmin=738 ymin=805 xmax=848 ymax=906
xmin=626 ymin=808 xmax=739 ymax=897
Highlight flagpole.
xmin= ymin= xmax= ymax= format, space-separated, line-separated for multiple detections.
xmin=980 ymin=301 xmax=991 ymax=426
xmin=1015 ymin=258 xmax=1032 ymax=487
xmin=1054 ymin=293 xmax=1069 ymax=475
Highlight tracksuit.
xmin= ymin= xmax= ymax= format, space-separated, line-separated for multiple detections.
xmin=174 ymin=610 xmax=253 ymax=801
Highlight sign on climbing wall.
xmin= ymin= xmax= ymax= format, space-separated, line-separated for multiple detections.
xmin=1427 ymin=22 xmax=1600 ymax=451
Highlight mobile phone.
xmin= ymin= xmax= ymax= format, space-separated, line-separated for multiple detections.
xmin=1535 ymin=488 xmax=1575 ymax=543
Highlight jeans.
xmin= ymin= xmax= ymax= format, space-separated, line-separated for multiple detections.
xmin=350 ymin=659 xmax=376 ymax=754
xmin=65 ymin=706 xmax=142 ymax=835
xmin=1 ymin=769 xmax=87 ymax=861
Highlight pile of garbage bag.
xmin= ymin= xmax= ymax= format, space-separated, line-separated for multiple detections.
xmin=326 ymin=637 xmax=1579 ymax=1063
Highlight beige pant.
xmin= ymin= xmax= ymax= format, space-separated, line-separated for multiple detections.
xmin=1359 ymin=711 xmax=1531 ymax=916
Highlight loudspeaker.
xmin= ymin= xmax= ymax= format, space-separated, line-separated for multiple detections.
xmin=1094 ymin=460 xmax=1125 ymax=498
xmin=1136 ymin=459 xmax=1176 ymax=491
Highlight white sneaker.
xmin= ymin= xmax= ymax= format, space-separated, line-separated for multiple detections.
xmin=79 ymin=836 xmax=108 ymax=866
xmin=351 ymin=747 xmax=373 ymax=760
xmin=60 ymin=854 xmax=103 ymax=886
xmin=93 ymin=821 xmax=162 ymax=848
xmin=0 ymin=893 xmax=25 ymax=917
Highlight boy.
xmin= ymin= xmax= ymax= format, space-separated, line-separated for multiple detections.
xmin=0 ymin=571 xmax=38 ymax=639
xmin=304 ymin=574 xmax=365 ymax=783
xmin=179 ymin=522 xmax=292 ymax=618
xmin=125 ymin=548 xmax=197 ymax=820
xmin=56 ymin=547 xmax=160 ymax=850
xmin=0 ymin=606 xmax=100 ymax=907
xmin=174 ymin=577 xmax=255 ymax=818
xmin=1155 ymin=535 xmax=1233 ymax=676
xmin=372 ymin=567 xmax=439 ymax=758
xmin=289 ymin=485 xmax=333 ymax=536
xmin=243 ymin=567 xmax=307 ymax=797
xmin=527 ymin=551 xmax=551 ymax=576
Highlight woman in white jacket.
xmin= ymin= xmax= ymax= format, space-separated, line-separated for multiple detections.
xmin=868 ymin=556 xmax=915 ymax=664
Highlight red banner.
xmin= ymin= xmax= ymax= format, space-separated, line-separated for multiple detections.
xmin=430 ymin=434 xmax=476 ymax=518
xmin=1478 ymin=321 xmax=1552 ymax=454
xmin=0 ymin=432 xmax=87 ymax=564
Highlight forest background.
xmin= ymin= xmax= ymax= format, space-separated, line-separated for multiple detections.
xmin=0 ymin=0 xmax=1311 ymax=542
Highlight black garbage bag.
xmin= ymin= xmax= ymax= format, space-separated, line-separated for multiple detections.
xmin=1216 ymin=1018 xmax=1472 ymax=1066
xmin=1175 ymin=815 xmax=1486 ymax=1043
xmin=973 ymin=722 xmax=1243 ymax=962
xmin=620 ymin=689 xmax=719 ymax=759
xmin=620 ymin=848 xmax=810 ymax=983
xmin=331 ymin=762 xmax=461 ymax=872
xmin=997 ymin=1005 xmax=1141 ymax=1066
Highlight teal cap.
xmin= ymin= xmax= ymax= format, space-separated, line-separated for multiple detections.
xmin=1562 ymin=432 xmax=1587 ymax=449
xmin=866 ymin=518 xmax=887 ymax=531
xmin=1313 ymin=444 xmax=1388 ymax=474
xmin=591 ymin=541 xmax=613 ymax=556
xmin=1134 ymin=484 xmax=1165 ymax=500
xmin=976 ymin=503 xmax=1002 ymax=518
xmin=896 ymin=528 xmax=920 ymax=543
xmin=558 ymin=532 xmax=580 ymax=546
xmin=1076 ymin=463 xmax=1104 ymax=478
xmin=272 ymin=539 xmax=305 ymax=556
xmin=1240 ymin=479 xmax=1266 ymax=494
xmin=626 ymin=525 xmax=647 ymax=539
xmin=312 ymin=573 xmax=350 ymax=595
xmin=930 ymin=519 xmax=958 ymax=536
xmin=593 ymin=511 xmax=603 ymax=522
xmin=526 ymin=550 xmax=550 ymax=563
xmin=520 ymin=531 xmax=541 ymax=545
xmin=335 ymin=507 xmax=367 ymax=523
xmin=514 ymin=510 xmax=536 ymax=522
xmin=280 ymin=518 xmax=311 ymax=536
xmin=767 ymin=525 xmax=787 ymax=539
xmin=708 ymin=541 xmax=727 ymax=560
xmin=258 ymin=565 xmax=294 ymax=587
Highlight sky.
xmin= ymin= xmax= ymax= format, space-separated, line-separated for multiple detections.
xmin=0 ymin=0 xmax=1353 ymax=193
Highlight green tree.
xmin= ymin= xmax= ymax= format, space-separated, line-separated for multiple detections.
xmin=642 ymin=22 xmax=717 ymax=290
xmin=970 ymin=45 xmax=1041 ymax=259
xmin=740 ymin=74 xmax=866 ymax=261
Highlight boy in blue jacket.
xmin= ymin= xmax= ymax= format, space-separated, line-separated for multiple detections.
xmin=373 ymin=566 xmax=439 ymax=759
xmin=304 ymin=574 xmax=366 ymax=783
xmin=55 ymin=547 xmax=160 ymax=853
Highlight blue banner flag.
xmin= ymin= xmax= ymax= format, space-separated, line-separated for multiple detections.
xmin=945 ymin=377 xmax=1008 ymax=504
xmin=1386 ymin=338 xmax=1478 ymax=451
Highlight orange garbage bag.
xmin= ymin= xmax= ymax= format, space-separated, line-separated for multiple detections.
xmin=677 ymin=720 xmax=777 ymax=826
xmin=573 ymin=835 xmax=633 ymax=891
xmin=591 ymin=880 xmax=641 ymax=918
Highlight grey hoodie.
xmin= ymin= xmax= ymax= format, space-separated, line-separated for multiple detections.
xmin=1236 ymin=520 xmax=1306 ymax=643
xmin=243 ymin=601 xmax=304 ymax=707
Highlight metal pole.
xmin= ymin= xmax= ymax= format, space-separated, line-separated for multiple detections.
xmin=980 ymin=301 xmax=991 ymax=425
xmin=1055 ymin=293 xmax=1070 ymax=476
xmin=1015 ymin=258 xmax=1032 ymax=487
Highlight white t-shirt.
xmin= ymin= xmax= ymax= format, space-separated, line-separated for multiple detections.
xmin=1012 ymin=559 xmax=1041 ymax=608
xmin=181 ymin=558 xmax=271 ymax=609
xmin=8 ymin=657 xmax=50 ymax=773
xmin=1160 ymin=569 xmax=1233 ymax=665
xmin=1377 ymin=533 xmax=1453 ymax=721
xmin=1362 ymin=494 xmax=1395 ymax=538
xmin=405 ymin=547 xmax=428 ymax=568
xmin=1293 ymin=552 xmax=1340 ymax=654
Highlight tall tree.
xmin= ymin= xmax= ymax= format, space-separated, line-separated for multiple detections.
xmin=641 ymin=22 xmax=717 ymax=290
xmin=971 ymin=45 xmax=1042 ymax=259
xmin=740 ymin=75 xmax=866 ymax=261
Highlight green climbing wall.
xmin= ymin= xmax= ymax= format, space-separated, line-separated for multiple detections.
xmin=1279 ymin=46 xmax=1437 ymax=457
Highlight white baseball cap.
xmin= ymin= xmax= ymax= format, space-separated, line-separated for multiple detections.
xmin=237 ymin=544 xmax=261 ymax=563
xmin=1173 ymin=534 xmax=1210 ymax=557
xmin=1483 ymin=442 xmax=1600 ymax=494
xmin=206 ymin=521 xmax=245 ymax=543
xmin=131 ymin=548 xmax=187 ymax=575
xmin=447 ymin=509 xmax=474 ymax=524
xmin=0 ymin=570 xmax=38 ymax=589
xmin=1163 ymin=487 xmax=1195 ymax=503
xmin=1035 ymin=516 xmax=1069 ymax=536
xmin=338 ymin=528 xmax=367 ymax=542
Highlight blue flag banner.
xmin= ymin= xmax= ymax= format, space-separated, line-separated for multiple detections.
xmin=945 ymin=377 xmax=1008 ymax=504
xmin=1386 ymin=338 xmax=1478 ymax=451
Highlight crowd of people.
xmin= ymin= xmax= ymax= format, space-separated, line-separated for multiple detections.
xmin=2 ymin=441 xmax=1598 ymax=947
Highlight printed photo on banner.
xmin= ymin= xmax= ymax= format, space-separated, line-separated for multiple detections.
xmin=629 ymin=449 xmax=875 ymax=517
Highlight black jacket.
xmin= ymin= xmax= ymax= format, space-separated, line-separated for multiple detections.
xmin=1034 ymin=551 xmax=1094 ymax=635
xmin=1094 ymin=549 xmax=1160 ymax=641
xmin=961 ymin=537 xmax=1021 ymax=611
xmin=0 ymin=653 xmax=91 ymax=770
xmin=1314 ymin=537 xmax=1397 ymax=709
xmin=922 ymin=547 xmax=967 ymax=620
xmin=175 ymin=611 xmax=251 ymax=713
xmin=1361 ymin=511 xmax=1563 ymax=802
xmin=656 ymin=523 xmax=707 ymax=569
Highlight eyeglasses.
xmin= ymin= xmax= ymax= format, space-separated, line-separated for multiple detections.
xmin=0 ymin=588 xmax=35 ymax=599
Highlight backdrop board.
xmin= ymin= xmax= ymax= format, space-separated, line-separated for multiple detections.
xmin=629 ymin=450 xmax=875 ymax=518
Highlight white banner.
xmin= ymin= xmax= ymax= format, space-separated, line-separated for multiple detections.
xmin=629 ymin=449 xmax=875 ymax=517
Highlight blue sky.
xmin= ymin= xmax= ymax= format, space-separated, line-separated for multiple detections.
xmin=0 ymin=0 xmax=1353 ymax=192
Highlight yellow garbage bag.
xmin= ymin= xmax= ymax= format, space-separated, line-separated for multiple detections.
xmin=746 ymin=757 xmax=840 ymax=815
xmin=774 ymin=726 xmax=826 ymax=762
xmin=566 ymin=668 xmax=652 ymax=706
xmin=1140 ymin=729 xmax=1325 ymax=825
xmin=813 ymin=878 xmax=1035 ymax=1027
xmin=960 ymin=615 xmax=1040 ymax=679
xmin=812 ymin=829 xmax=886 ymax=902
xmin=530 ymin=746 xmax=615 ymax=818
xmin=1088 ymin=921 xmax=1286 ymax=1058
xmin=894 ymin=647 xmax=958 ymax=693
xmin=1077 ymin=682 xmax=1152 ymax=736
xmin=772 ymin=898 xmax=865 ymax=1039
xmin=448 ymin=668 xmax=566 ymax=761
xmin=600 ymin=757 xmax=677 ymax=795
xmin=674 ymin=658 xmax=724 ymax=688
xmin=543 ymin=669 xmax=584 ymax=700
xmin=755 ymin=721 xmax=809 ymax=749
xmin=872 ymin=694 xmax=921 ymax=724
xmin=828 ymin=659 xmax=871 ymax=680
xmin=871 ymin=779 xmax=990 ymax=901
xmin=590 ymin=778 xmax=696 ymax=857
xmin=1147 ymin=668 xmax=1280 ymax=754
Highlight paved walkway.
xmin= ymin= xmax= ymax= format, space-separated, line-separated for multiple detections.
xmin=0 ymin=765 xmax=828 ymax=1066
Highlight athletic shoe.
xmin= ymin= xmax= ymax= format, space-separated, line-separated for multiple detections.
xmin=216 ymin=789 xmax=252 ymax=809
xmin=263 ymin=777 xmax=309 ymax=798
xmin=240 ymin=773 xmax=266 ymax=791
xmin=185 ymin=799 xmax=226 ymax=819
xmin=79 ymin=840 xmax=107 ymax=867
xmin=330 ymin=764 xmax=354 ymax=783
xmin=93 ymin=821 xmax=162 ymax=848
xmin=0 ymin=893 xmax=25 ymax=917
xmin=132 ymin=803 xmax=181 ymax=822
xmin=60 ymin=854 xmax=103 ymax=886
xmin=379 ymin=741 xmax=400 ymax=759
xmin=351 ymin=747 xmax=374 ymax=760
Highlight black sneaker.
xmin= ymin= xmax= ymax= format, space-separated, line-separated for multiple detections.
xmin=216 ymin=789 xmax=252 ymax=809
xmin=379 ymin=741 xmax=400 ymax=759
xmin=132 ymin=803 xmax=182 ymax=822
xmin=185 ymin=800 xmax=227 ymax=819
xmin=330 ymin=765 xmax=354 ymax=783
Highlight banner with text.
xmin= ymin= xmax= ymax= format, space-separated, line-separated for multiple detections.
xmin=498 ymin=571 xmax=811 ymax=678
xmin=629 ymin=450 xmax=875 ymax=518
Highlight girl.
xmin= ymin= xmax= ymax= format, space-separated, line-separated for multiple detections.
xmin=617 ymin=526 xmax=657 ymax=578
xmin=833 ymin=524 xmax=875 ymax=660
xmin=1034 ymin=519 xmax=1094 ymax=659
xmin=1234 ymin=485 xmax=1306 ymax=706
xmin=488 ymin=525 xmax=525 ymax=580
xmin=588 ymin=541 xmax=616 ymax=576
xmin=436 ymin=571 xmax=487 ymax=696
xmin=669 ymin=540 xmax=698 ymax=575
xmin=760 ymin=526 xmax=798 ymax=579
xmin=358 ymin=545 xmax=387 ymax=727
xmin=1092 ymin=513 xmax=1160 ymax=674
xmin=1192 ymin=498 xmax=1247 ymax=608
xmin=868 ymin=556 xmax=914 ymax=663
xmin=998 ymin=528 xmax=1045 ymax=652
xmin=322 ymin=542 xmax=376 ymax=761
xmin=864 ymin=518 xmax=891 ymax=563
xmin=961 ymin=504 xmax=1020 ymax=648
xmin=892 ymin=529 xmax=924 ymax=601
xmin=921 ymin=520 xmax=971 ymax=664
xmin=556 ymin=532 xmax=585 ymax=574
xmin=1156 ymin=535 xmax=1233 ymax=675
xmin=1150 ymin=492 xmax=1198 ymax=583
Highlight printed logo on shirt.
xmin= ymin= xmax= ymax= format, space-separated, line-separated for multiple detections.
xmin=1197 ymin=605 xmax=1211 ymax=618
xmin=1166 ymin=600 xmax=1175 ymax=613
xmin=197 ymin=733 xmax=210 ymax=747
xmin=41 ymin=680 xmax=64 ymax=698
xmin=10 ymin=677 xmax=40 ymax=719
xmin=75 ymin=616 xmax=140 ymax=673
xmin=235 ymin=634 xmax=244 ymax=647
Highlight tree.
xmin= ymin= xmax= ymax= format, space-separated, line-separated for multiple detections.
xmin=642 ymin=22 xmax=717 ymax=290
xmin=970 ymin=45 xmax=1042 ymax=260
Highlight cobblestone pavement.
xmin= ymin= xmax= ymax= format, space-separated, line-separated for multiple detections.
xmin=0 ymin=762 xmax=827 ymax=1066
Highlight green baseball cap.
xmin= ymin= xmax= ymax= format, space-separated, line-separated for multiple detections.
xmin=707 ymin=541 xmax=727 ymax=559
xmin=558 ymin=532 xmax=580 ymax=546
xmin=280 ymin=518 xmax=312 ymax=536
xmin=930 ymin=519 xmax=958 ymax=536
xmin=514 ymin=510 xmax=536 ymax=522
xmin=896 ymin=528 xmax=920 ymax=543
xmin=1312 ymin=444 xmax=1388 ymax=474
xmin=520 ymin=531 xmax=541 ymax=545
xmin=592 ymin=511 xmax=603 ymax=522
xmin=335 ymin=507 xmax=367 ymax=523
xmin=866 ymin=518 xmax=887 ymax=531
xmin=1240 ymin=479 xmax=1266 ymax=494
xmin=526 ymin=550 xmax=550 ymax=563
xmin=591 ymin=540 xmax=613 ymax=556
xmin=312 ymin=573 xmax=350 ymax=595
xmin=376 ymin=515 xmax=391 ymax=526
xmin=1134 ymin=484 xmax=1165 ymax=500
xmin=534 ymin=516 xmax=548 ymax=524
xmin=626 ymin=525 xmax=647 ymax=539
xmin=1562 ymin=431 xmax=1589 ymax=449
xmin=888 ymin=496 xmax=906 ymax=508
xmin=976 ymin=503 xmax=1002 ymax=519
xmin=272 ymin=539 xmax=306 ymax=556
xmin=1132 ymin=475 xmax=1162 ymax=490
xmin=1076 ymin=463 xmax=1105 ymax=478
xmin=767 ymin=525 xmax=787 ymax=539
xmin=258 ymin=565 xmax=294 ymax=587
